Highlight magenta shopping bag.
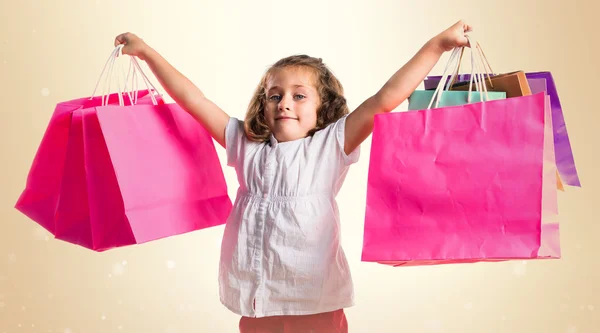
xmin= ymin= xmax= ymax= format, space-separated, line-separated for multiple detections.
xmin=52 ymin=102 xmax=232 ymax=251
xmin=15 ymin=90 xmax=158 ymax=234
xmin=17 ymin=44 xmax=232 ymax=251
xmin=424 ymin=72 xmax=580 ymax=187
xmin=362 ymin=92 xmax=560 ymax=266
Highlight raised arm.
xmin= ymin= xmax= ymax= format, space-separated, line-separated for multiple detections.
xmin=115 ymin=33 xmax=230 ymax=148
xmin=343 ymin=20 xmax=472 ymax=155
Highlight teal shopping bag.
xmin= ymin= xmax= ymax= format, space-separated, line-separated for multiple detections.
xmin=408 ymin=90 xmax=506 ymax=110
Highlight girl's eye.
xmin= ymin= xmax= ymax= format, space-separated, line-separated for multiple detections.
xmin=267 ymin=94 xmax=305 ymax=101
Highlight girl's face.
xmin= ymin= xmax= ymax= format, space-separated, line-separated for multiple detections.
xmin=264 ymin=66 xmax=320 ymax=142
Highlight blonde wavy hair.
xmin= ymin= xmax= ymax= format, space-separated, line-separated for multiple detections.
xmin=244 ymin=55 xmax=350 ymax=142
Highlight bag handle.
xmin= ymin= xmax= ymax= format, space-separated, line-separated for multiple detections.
xmin=113 ymin=45 xmax=161 ymax=106
xmin=426 ymin=47 xmax=463 ymax=109
xmin=472 ymin=40 xmax=494 ymax=90
xmin=475 ymin=41 xmax=495 ymax=76
xmin=446 ymin=39 xmax=495 ymax=90
xmin=427 ymin=36 xmax=489 ymax=109
xmin=465 ymin=36 xmax=489 ymax=103
xmin=129 ymin=56 xmax=160 ymax=105
xmin=89 ymin=45 xmax=128 ymax=106
xmin=89 ymin=45 xmax=161 ymax=106
xmin=120 ymin=48 xmax=161 ymax=105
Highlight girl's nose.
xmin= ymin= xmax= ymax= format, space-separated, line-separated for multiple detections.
xmin=278 ymin=97 xmax=291 ymax=111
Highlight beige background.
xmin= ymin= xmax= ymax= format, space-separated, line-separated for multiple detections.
xmin=1 ymin=0 xmax=598 ymax=332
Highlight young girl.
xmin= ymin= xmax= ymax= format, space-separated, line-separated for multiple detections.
xmin=114 ymin=20 xmax=472 ymax=333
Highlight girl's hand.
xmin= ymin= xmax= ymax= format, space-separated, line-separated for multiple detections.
xmin=432 ymin=20 xmax=473 ymax=53
xmin=113 ymin=32 xmax=150 ymax=60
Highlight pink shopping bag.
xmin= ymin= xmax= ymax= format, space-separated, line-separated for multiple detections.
xmin=15 ymin=90 xmax=158 ymax=234
xmin=17 ymin=44 xmax=233 ymax=251
xmin=361 ymin=92 xmax=560 ymax=266
xmin=51 ymin=101 xmax=232 ymax=251
xmin=424 ymin=72 xmax=580 ymax=187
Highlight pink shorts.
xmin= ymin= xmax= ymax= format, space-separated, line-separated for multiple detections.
xmin=239 ymin=309 xmax=348 ymax=333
